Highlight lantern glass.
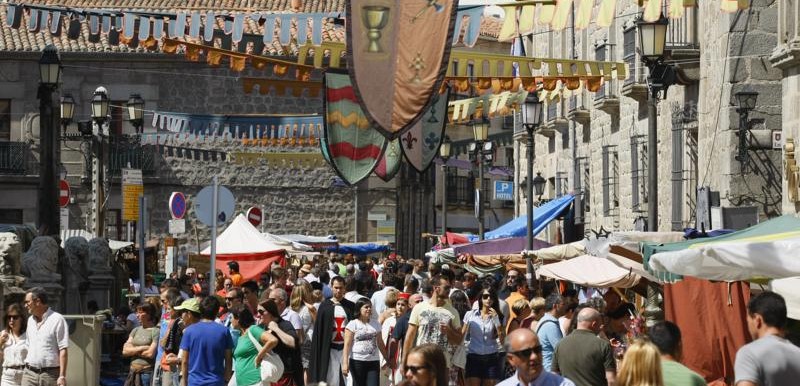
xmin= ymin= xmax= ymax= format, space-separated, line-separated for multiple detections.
xmin=532 ymin=172 xmax=546 ymax=197
xmin=523 ymin=93 xmax=543 ymax=126
xmin=637 ymin=16 xmax=668 ymax=62
xmin=39 ymin=45 xmax=62 ymax=86
xmin=472 ymin=121 xmax=489 ymax=142
xmin=126 ymin=94 xmax=145 ymax=121
xmin=91 ymin=87 xmax=109 ymax=120
xmin=60 ymin=94 xmax=75 ymax=121
xmin=735 ymin=90 xmax=758 ymax=112
xmin=439 ymin=136 xmax=451 ymax=159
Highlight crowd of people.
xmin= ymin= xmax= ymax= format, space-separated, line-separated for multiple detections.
xmin=0 ymin=252 xmax=798 ymax=386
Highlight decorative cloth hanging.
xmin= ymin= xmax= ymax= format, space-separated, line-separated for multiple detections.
xmin=323 ymin=70 xmax=387 ymax=185
xmin=345 ymin=0 xmax=458 ymax=139
xmin=400 ymin=88 xmax=451 ymax=173
xmin=374 ymin=139 xmax=402 ymax=182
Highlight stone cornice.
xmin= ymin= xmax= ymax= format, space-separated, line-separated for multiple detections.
xmin=769 ymin=43 xmax=800 ymax=70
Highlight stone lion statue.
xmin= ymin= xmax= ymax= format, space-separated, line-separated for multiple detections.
xmin=87 ymin=238 xmax=112 ymax=273
xmin=64 ymin=237 xmax=89 ymax=282
xmin=21 ymin=236 xmax=60 ymax=283
xmin=0 ymin=233 xmax=22 ymax=276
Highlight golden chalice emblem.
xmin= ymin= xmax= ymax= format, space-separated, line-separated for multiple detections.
xmin=362 ymin=6 xmax=390 ymax=53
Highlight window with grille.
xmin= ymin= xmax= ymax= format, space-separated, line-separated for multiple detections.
xmin=555 ymin=171 xmax=569 ymax=197
xmin=630 ymin=135 xmax=648 ymax=212
xmin=110 ymin=100 xmax=125 ymax=136
xmin=0 ymin=100 xmax=10 ymax=141
xmin=594 ymin=41 xmax=607 ymax=100
xmin=602 ymin=145 xmax=619 ymax=216
xmin=623 ymin=25 xmax=638 ymax=86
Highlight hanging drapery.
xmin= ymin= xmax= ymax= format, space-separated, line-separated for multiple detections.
xmin=374 ymin=139 xmax=402 ymax=182
xmin=400 ymin=88 xmax=451 ymax=173
xmin=241 ymin=78 xmax=323 ymax=98
xmin=345 ymin=0 xmax=458 ymax=139
xmin=228 ymin=152 xmax=326 ymax=167
xmin=323 ymin=70 xmax=387 ymax=185
xmin=448 ymin=89 xmax=528 ymax=122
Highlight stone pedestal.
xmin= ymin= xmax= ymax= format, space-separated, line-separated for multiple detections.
xmin=85 ymin=274 xmax=115 ymax=311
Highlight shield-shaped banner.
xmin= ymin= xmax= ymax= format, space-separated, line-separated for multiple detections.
xmin=346 ymin=0 xmax=458 ymax=139
xmin=400 ymin=87 xmax=451 ymax=173
xmin=323 ymin=70 xmax=387 ymax=185
xmin=375 ymin=138 xmax=402 ymax=182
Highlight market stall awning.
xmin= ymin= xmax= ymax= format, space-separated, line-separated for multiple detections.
xmin=528 ymin=240 xmax=586 ymax=261
xmin=263 ymin=233 xmax=313 ymax=253
xmin=643 ymin=215 xmax=800 ymax=282
xmin=485 ymin=194 xmax=574 ymax=240
xmin=454 ymin=237 xmax=550 ymax=256
xmin=770 ymin=277 xmax=800 ymax=320
xmin=329 ymin=241 xmax=390 ymax=255
xmin=201 ymin=214 xmax=286 ymax=280
xmin=536 ymin=254 xmax=643 ymax=288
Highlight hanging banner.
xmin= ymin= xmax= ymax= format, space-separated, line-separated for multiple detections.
xmin=323 ymin=70 xmax=387 ymax=185
xmin=241 ymin=78 xmax=323 ymax=98
xmin=229 ymin=152 xmax=325 ymax=167
xmin=346 ymin=0 xmax=458 ymax=139
xmin=375 ymin=139 xmax=402 ymax=182
xmin=401 ymin=88 xmax=451 ymax=173
xmin=448 ymin=89 xmax=528 ymax=122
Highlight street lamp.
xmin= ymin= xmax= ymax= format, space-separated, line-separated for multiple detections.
xmin=60 ymin=94 xmax=75 ymax=137
xmin=734 ymin=89 xmax=758 ymax=166
xmin=521 ymin=92 xmax=543 ymax=290
xmin=91 ymin=86 xmax=110 ymax=123
xmin=472 ymin=120 xmax=492 ymax=240
xmin=90 ymin=86 xmax=110 ymax=237
xmin=439 ymin=135 xmax=452 ymax=239
xmin=637 ymin=14 xmax=677 ymax=232
xmin=37 ymin=45 xmax=62 ymax=236
xmin=126 ymin=93 xmax=145 ymax=134
xmin=532 ymin=172 xmax=546 ymax=199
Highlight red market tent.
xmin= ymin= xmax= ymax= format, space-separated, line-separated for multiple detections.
xmin=201 ymin=214 xmax=286 ymax=280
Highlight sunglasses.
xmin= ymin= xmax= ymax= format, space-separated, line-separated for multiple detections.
xmin=510 ymin=345 xmax=542 ymax=358
xmin=405 ymin=365 xmax=429 ymax=374
xmin=198 ymin=277 xmax=206 ymax=281
xmin=482 ymin=294 xmax=491 ymax=299
xmin=257 ymin=309 xmax=267 ymax=315
xmin=7 ymin=315 xmax=21 ymax=320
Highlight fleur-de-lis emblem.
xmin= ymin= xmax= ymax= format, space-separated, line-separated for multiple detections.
xmin=402 ymin=132 xmax=418 ymax=149
xmin=424 ymin=132 xmax=440 ymax=151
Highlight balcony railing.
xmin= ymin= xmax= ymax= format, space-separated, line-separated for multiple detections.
xmin=664 ymin=5 xmax=698 ymax=49
xmin=0 ymin=141 xmax=34 ymax=175
xmin=446 ymin=175 xmax=489 ymax=205
xmin=108 ymin=139 xmax=157 ymax=176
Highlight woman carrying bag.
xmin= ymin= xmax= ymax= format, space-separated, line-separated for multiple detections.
xmin=230 ymin=305 xmax=279 ymax=386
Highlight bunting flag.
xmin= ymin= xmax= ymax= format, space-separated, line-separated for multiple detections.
xmin=323 ymin=70 xmax=387 ymax=185
xmin=374 ymin=139 xmax=402 ymax=182
xmin=401 ymin=88 xmax=451 ymax=173
xmin=346 ymin=0 xmax=458 ymax=139
xmin=5 ymin=3 xmax=341 ymax=47
xmin=228 ymin=152 xmax=326 ymax=167
xmin=448 ymin=89 xmax=529 ymax=122
xmin=241 ymin=78 xmax=323 ymax=98
xmin=157 ymin=144 xmax=228 ymax=162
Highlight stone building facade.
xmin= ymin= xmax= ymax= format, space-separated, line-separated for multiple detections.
xmin=518 ymin=1 xmax=783 ymax=236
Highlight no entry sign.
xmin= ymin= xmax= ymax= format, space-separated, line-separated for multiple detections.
xmin=169 ymin=192 xmax=187 ymax=219
xmin=58 ymin=180 xmax=70 ymax=207
xmin=246 ymin=207 xmax=263 ymax=227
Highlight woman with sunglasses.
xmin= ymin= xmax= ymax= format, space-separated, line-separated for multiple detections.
xmin=258 ymin=299 xmax=302 ymax=386
xmin=341 ymin=299 xmax=387 ymax=386
xmin=461 ymin=287 xmax=505 ymax=386
xmin=404 ymin=344 xmax=448 ymax=386
xmin=230 ymin=305 xmax=278 ymax=386
xmin=0 ymin=304 xmax=27 ymax=386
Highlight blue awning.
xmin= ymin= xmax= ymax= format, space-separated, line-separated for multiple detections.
xmin=485 ymin=194 xmax=575 ymax=240
xmin=327 ymin=242 xmax=390 ymax=255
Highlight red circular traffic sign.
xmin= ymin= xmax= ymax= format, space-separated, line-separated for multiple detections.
xmin=246 ymin=207 xmax=263 ymax=227
xmin=59 ymin=180 xmax=70 ymax=208
xmin=169 ymin=192 xmax=187 ymax=219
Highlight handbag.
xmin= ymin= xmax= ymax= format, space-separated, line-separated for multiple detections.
xmin=452 ymin=311 xmax=473 ymax=369
xmin=247 ymin=328 xmax=284 ymax=384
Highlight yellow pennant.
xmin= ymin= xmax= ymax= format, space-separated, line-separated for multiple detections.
xmin=596 ymin=0 xmax=616 ymax=27
xmin=551 ymin=0 xmax=573 ymax=30
xmin=643 ymin=0 xmax=662 ymax=21
xmin=575 ymin=0 xmax=594 ymax=29
xmin=539 ymin=4 xmax=556 ymax=24
xmin=668 ymin=0 xmax=685 ymax=18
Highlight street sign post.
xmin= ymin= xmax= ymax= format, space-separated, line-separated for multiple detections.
xmin=195 ymin=184 xmax=235 ymax=227
xmin=58 ymin=180 xmax=70 ymax=208
xmin=246 ymin=207 xmax=263 ymax=227
xmin=122 ymin=169 xmax=144 ymax=222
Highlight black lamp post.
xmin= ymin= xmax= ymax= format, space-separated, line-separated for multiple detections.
xmin=734 ymin=89 xmax=758 ymax=166
xmin=126 ymin=93 xmax=145 ymax=134
xmin=637 ymin=15 xmax=676 ymax=232
xmin=38 ymin=45 xmax=62 ymax=236
xmin=439 ymin=136 xmax=452 ymax=239
xmin=532 ymin=172 xmax=546 ymax=201
xmin=521 ymin=93 xmax=543 ymax=291
xmin=471 ymin=120 xmax=491 ymax=240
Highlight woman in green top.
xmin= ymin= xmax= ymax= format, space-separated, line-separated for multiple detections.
xmin=231 ymin=304 xmax=279 ymax=386
xmin=122 ymin=302 xmax=160 ymax=386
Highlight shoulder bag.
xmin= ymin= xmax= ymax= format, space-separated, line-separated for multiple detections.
xmin=247 ymin=328 xmax=284 ymax=384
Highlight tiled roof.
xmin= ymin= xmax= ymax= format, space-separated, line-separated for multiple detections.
xmin=0 ymin=1 xmax=498 ymax=54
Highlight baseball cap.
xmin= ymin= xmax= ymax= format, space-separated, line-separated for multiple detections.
xmin=174 ymin=298 xmax=201 ymax=314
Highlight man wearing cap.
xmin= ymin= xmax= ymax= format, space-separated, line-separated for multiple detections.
xmin=179 ymin=296 xmax=233 ymax=386
xmin=227 ymin=262 xmax=243 ymax=287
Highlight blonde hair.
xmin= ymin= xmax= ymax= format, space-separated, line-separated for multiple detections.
xmin=529 ymin=297 xmax=546 ymax=314
xmin=385 ymin=288 xmax=399 ymax=308
xmin=512 ymin=298 xmax=530 ymax=315
xmin=617 ymin=339 xmax=664 ymax=386
xmin=290 ymin=282 xmax=314 ymax=312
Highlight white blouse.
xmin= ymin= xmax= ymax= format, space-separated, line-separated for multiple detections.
xmin=2 ymin=333 xmax=28 ymax=368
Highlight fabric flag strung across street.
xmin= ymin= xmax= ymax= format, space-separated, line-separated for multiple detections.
xmin=374 ymin=139 xmax=402 ymax=182
xmin=157 ymin=144 xmax=227 ymax=162
xmin=401 ymin=88 xmax=451 ymax=173
xmin=323 ymin=70 xmax=387 ymax=185
xmin=346 ymin=0 xmax=458 ymax=139
xmin=150 ymin=111 xmax=322 ymax=136
xmin=449 ymin=89 xmax=528 ymax=122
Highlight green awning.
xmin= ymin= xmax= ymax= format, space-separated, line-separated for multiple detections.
xmin=642 ymin=215 xmax=800 ymax=282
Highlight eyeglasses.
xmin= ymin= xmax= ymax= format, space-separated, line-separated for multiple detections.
xmin=257 ymin=309 xmax=267 ymax=315
xmin=7 ymin=315 xmax=21 ymax=320
xmin=405 ymin=365 xmax=429 ymax=374
xmin=510 ymin=345 xmax=542 ymax=358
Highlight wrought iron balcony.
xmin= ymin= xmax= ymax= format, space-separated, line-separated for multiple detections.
xmin=0 ymin=141 xmax=34 ymax=175
xmin=108 ymin=138 xmax=157 ymax=176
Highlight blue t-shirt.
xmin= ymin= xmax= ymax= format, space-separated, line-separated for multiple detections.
xmin=180 ymin=320 xmax=234 ymax=386
xmin=536 ymin=314 xmax=563 ymax=372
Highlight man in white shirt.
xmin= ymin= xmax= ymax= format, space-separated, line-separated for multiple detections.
xmin=269 ymin=287 xmax=304 ymax=345
xmin=23 ymin=287 xmax=69 ymax=386
xmin=370 ymin=271 xmax=397 ymax=317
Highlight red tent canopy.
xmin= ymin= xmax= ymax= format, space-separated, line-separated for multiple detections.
xmin=201 ymin=214 xmax=287 ymax=280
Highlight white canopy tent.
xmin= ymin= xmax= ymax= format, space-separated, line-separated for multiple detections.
xmin=536 ymin=254 xmax=651 ymax=289
xmin=201 ymin=214 xmax=285 ymax=255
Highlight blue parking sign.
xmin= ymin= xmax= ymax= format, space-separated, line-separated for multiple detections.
xmin=494 ymin=181 xmax=514 ymax=201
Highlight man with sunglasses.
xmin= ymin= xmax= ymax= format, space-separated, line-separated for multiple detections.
xmin=498 ymin=328 xmax=575 ymax=386
xmin=551 ymin=307 xmax=615 ymax=386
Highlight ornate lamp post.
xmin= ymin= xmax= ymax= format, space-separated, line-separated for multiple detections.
xmin=637 ymin=15 xmax=676 ymax=232
xmin=521 ymin=93 xmax=543 ymax=290
xmin=734 ymin=89 xmax=758 ymax=167
xmin=89 ymin=86 xmax=110 ymax=237
xmin=439 ymin=135 xmax=452 ymax=239
xmin=38 ymin=45 xmax=62 ymax=235
xmin=126 ymin=93 xmax=145 ymax=134
xmin=471 ymin=121 xmax=490 ymax=240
